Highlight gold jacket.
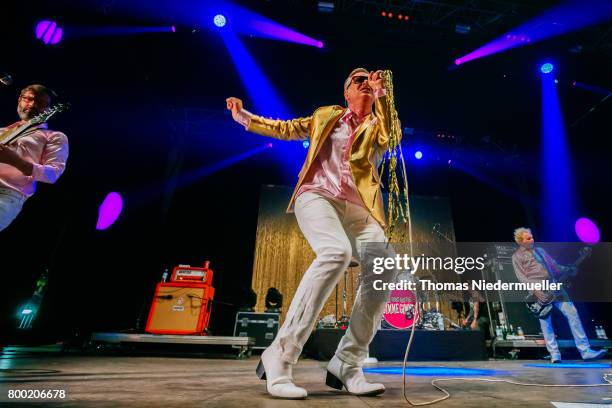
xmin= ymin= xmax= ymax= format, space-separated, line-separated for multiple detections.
xmin=247 ymin=95 xmax=398 ymax=227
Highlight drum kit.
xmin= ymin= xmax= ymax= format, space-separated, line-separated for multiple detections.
xmin=319 ymin=267 xmax=455 ymax=331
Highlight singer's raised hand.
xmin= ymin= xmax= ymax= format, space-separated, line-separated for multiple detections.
xmin=226 ymin=97 xmax=244 ymax=121
xmin=368 ymin=70 xmax=384 ymax=91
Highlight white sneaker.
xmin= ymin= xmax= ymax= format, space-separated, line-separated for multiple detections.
xmin=256 ymin=345 xmax=307 ymax=399
xmin=325 ymin=354 xmax=385 ymax=396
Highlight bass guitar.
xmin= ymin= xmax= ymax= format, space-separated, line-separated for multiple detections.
xmin=525 ymin=246 xmax=591 ymax=318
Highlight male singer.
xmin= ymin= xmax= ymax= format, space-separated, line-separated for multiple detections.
xmin=227 ymin=68 xmax=401 ymax=399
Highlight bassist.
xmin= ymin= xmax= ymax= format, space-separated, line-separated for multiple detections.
xmin=511 ymin=227 xmax=606 ymax=363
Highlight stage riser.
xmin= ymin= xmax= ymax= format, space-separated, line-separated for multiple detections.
xmin=304 ymin=329 xmax=488 ymax=361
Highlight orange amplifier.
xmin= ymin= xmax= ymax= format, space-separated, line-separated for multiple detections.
xmin=145 ymin=281 xmax=215 ymax=335
xmin=171 ymin=261 xmax=213 ymax=285
xmin=145 ymin=261 xmax=215 ymax=335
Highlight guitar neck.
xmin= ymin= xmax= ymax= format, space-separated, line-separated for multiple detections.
xmin=556 ymin=248 xmax=590 ymax=283
xmin=0 ymin=123 xmax=37 ymax=145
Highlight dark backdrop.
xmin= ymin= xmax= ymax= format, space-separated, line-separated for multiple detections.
xmin=1 ymin=0 xmax=610 ymax=341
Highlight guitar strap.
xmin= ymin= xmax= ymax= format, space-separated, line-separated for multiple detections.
xmin=533 ymin=247 xmax=556 ymax=280
xmin=531 ymin=247 xmax=570 ymax=319
xmin=1 ymin=123 xmax=47 ymax=145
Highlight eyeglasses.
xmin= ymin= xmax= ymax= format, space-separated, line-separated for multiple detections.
xmin=350 ymin=75 xmax=368 ymax=86
xmin=19 ymin=95 xmax=37 ymax=103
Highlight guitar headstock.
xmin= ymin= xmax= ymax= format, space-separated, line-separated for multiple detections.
xmin=579 ymin=246 xmax=592 ymax=258
xmin=28 ymin=103 xmax=70 ymax=126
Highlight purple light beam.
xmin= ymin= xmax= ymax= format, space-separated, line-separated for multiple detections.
xmin=455 ymin=0 xmax=612 ymax=66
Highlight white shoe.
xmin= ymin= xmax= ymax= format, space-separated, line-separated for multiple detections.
xmin=256 ymin=345 xmax=307 ymax=399
xmin=326 ymin=355 xmax=385 ymax=396
xmin=582 ymin=349 xmax=607 ymax=361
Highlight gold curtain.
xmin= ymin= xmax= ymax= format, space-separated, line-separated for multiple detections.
xmin=251 ymin=186 xmax=461 ymax=326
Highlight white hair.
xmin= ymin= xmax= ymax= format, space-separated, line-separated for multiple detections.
xmin=513 ymin=227 xmax=532 ymax=244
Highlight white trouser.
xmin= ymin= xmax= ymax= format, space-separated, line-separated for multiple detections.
xmin=274 ymin=191 xmax=396 ymax=365
xmin=539 ymin=301 xmax=591 ymax=360
xmin=0 ymin=188 xmax=25 ymax=232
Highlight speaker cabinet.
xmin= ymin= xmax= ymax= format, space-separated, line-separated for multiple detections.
xmin=145 ymin=282 xmax=214 ymax=335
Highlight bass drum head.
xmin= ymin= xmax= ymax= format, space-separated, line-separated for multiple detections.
xmin=382 ymin=289 xmax=418 ymax=330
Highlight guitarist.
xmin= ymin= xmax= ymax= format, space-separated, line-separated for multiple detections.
xmin=511 ymin=227 xmax=606 ymax=363
xmin=0 ymin=84 xmax=68 ymax=231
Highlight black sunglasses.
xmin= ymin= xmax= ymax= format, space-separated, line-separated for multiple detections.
xmin=350 ymin=75 xmax=368 ymax=86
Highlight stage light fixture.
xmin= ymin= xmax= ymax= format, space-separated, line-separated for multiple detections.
xmin=455 ymin=24 xmax=471 ymax=34
xmin=540 ymin=62 xmax=554 ymax=74
xmin=265 ymin=287 xmax=283 ymax=312
xmin=415 ymin=151 xmax=423 ymax=160
xmin=303 ymin=140 xmax=310 ymax=149
xmin=171 ymin=25 xmax=176 ymax=33
xmin=35 ymin=20 xmax=63 ymax=45
xmin=213 ymin=14 xmax=227 ymax=28
xmin=317 ymin=1 xmax=334 ymax=13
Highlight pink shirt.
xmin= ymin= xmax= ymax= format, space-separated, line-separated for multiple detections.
xmin=296 ymin=109 xmax=375 ymax=207
xmin=0 ymin=123 xmax=69 ymax=198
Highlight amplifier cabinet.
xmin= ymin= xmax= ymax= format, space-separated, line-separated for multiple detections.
xmin=146 ymin=282 xmax=214 ymax=335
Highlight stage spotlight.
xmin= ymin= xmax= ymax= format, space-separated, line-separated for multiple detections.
xmin=96 ymin=192 xmax=124 ymax=230
xmin=171 ymin=25 xmax=176 ymax=33
xmin=455 ymin=24 xmax=471 ymax=35
xmin=575 ymin=217 xmax=600 ymax=244
xmin=265 ymin=287 xmax=283 ymax=312
xmin=540 ymin=62 xmax=554 ymax=74
xmin=317 ymin=1 xmax=334 ymax=13
xmin=302 ymin=140 xmax=310 ymax=149
xmin=35 ymin=20 xmax=63 ymax=45
xmin=213 ymin=14 xmax=227 ymax=28
xmin=415 ymin=150 xmax=423 ymax=160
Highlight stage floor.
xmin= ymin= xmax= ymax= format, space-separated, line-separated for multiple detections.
xmin=0 ymin=347 xmax=610 ymax=407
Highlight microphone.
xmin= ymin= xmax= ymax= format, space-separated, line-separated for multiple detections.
xmin=0 ymin=73 xmax=13 ymax=86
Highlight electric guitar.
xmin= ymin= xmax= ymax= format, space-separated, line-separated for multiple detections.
xmin=0 ymin=103 xmax=69 ymax=145
xmin=524 ymin=246 xmax=592 ymax=318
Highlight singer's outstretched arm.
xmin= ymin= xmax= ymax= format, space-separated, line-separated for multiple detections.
xmin=226 ymin=97 xmax=311 ymax=141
